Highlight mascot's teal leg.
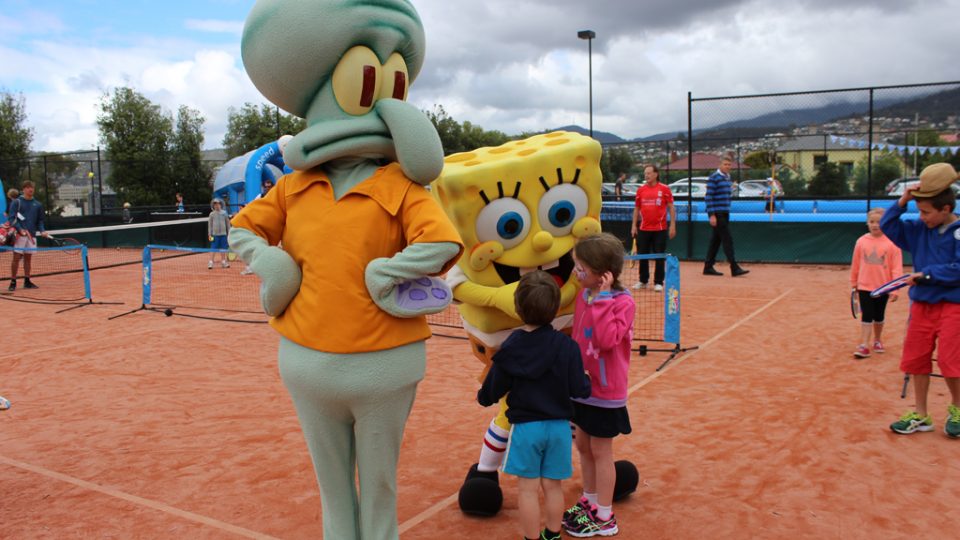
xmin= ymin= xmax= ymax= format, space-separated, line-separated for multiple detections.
xmin=278 ymin=337 xmax=425 ymax=540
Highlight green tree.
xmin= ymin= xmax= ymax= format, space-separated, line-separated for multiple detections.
xmin=743 ymin=150 xmax=771 ymax=170
xmin=851 ymin=152 xmax=904 ymax=196
xmin=97 ymin=87 xmax=175 ymax=206
xmin=775 ymin=166 xmax=806 ymax=196
xmin=600 ymin=147 xmax=634 ymax=182
xmin=222 ymin=103 xmax=306 ymax=158
xmin=807 ymin=162 xmax=848 ymax=196
xmin=425 ymin=105 xmax=511 ymax=155
xmin=0 ymin=91 xmax=34 ymax=188
xmin=171 ymin=105 xmax=212 ymax=205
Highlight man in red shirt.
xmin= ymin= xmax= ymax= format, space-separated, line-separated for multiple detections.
xmin=630 ymin=165 xmax=676 ymax=291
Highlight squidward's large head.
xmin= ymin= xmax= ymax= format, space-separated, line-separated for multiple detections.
xmin=241 ymin=0 xmax=443 ymax=183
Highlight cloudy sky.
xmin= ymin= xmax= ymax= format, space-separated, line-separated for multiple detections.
xmin=1 ymin=0 xmax=957 ymax=151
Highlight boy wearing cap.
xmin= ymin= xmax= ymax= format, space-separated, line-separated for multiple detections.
xmin=880 ymin=162 xmax=960 ymax=438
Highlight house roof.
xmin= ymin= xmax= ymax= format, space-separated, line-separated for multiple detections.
xmin=776 ymin=135 xmax=862 ymax=152
xmin=664 ymin=152 xmax=749 ymax=171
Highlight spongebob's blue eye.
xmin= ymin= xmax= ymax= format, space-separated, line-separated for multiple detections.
xmin=497 ymin=212 xmax=525 ymax=239
xmin=547 ymin=201 xmax=576 ymax=228
xmin=476 ymin=198 xmax=531 ymax=249
xmin=538 ymin=184 xmax=588 ymax=237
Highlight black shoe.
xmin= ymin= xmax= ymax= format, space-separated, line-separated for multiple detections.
xmin=703 ymin=266 xmax=723 ymax=276
xmin=23 ymin=279 xmax=38 ymax=289
xmin=7 ymin=280 xmax=15 ymax=292
xmin=731 ymin=266 xmax=750 ymax=277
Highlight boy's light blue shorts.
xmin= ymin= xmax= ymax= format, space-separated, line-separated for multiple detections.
xmin=503 ymin=419 xmax=573 ymax=480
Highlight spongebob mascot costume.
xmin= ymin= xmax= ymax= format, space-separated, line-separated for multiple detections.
xmin=433 ymin=132 xmax=636 ymax=516
xmin=229 ymin=1 xmax=463 ymax=538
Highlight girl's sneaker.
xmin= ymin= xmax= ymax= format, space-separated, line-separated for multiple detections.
xmin=890 ymin=410 xmax=934 ymax=434
xmin=562 ymin=497 xmax=591 ymax=529
xmin=207 ymin=261 xmax=214 ymax=269
xmin=564 ymin=505 xmax=619 ymax=537
xmin=853 ymin=345 xmax=870 ymax=358
xmin=873 ymin=341 xmax=885 ymax=353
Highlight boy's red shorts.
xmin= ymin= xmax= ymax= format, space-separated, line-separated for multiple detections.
xmin=901 ymin=301 xmax=960 ymax=377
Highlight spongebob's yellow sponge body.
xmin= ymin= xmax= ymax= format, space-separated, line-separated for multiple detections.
xmin=432 ymin=131 xmax=603 ymax=353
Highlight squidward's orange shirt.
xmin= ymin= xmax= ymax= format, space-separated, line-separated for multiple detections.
xmin=231 ymin=163 xmax=463 ymax=353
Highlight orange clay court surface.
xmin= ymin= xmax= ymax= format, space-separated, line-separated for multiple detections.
xmin=1 ymin=254 xmax=956 ymax=539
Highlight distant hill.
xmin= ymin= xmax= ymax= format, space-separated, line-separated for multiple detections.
xmin=551 ymin=125 xmax=626 ymax=144
xmin=631 ymin=85 xmax=960 ymax=142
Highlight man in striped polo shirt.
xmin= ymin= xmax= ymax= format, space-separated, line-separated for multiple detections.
xmin=703 ymin=156 xmax=749 ymax=277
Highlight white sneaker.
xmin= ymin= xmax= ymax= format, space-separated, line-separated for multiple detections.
xmin=632 ymin=282 xmax=647 ymax=290
xmin=240 ymin=267 xmax=254 ymax=275
xmin=221 ymin=260 xmax=230 ymax=268
xmin=207 ymin=261 xmax=213 ymax=269
xmin=654 ymin=284 xmax=663 ymax=292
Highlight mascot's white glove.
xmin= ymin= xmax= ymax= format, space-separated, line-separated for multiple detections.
xmin=229 ymin=227 xmax=302 ymax=317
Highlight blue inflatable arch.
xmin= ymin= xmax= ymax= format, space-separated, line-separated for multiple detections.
xmin=213 ymin=136 xmax=293 ymax=212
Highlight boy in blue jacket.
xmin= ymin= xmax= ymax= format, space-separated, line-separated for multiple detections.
xmin=880 ymin=163 xmax=960 ymax=438
xmin=478 ymin=270 xmax=591 ymax=540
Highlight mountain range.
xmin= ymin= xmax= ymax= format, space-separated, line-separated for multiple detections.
xmin=555 ymin=84 xmax=960 ymax=144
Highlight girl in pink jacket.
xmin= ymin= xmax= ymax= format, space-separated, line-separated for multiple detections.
xmin=850 ymin=208 xmax=904 ymax=358
xmin=564 ymin=233 xmax=635 ymax=538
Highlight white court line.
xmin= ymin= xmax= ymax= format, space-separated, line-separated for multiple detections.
xmin=0 ymin=327 xmax=163 ymax=361
xmin=627 ymin=288 xmax=794 ymax=394
xmin=399 ymin=288 xmax=794 ymax=531
xmin=0 ymin=454 xmax=281 ymax=540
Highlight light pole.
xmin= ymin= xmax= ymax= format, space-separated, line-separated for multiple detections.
xmin=577 ymin=30 xmax=595 ymax=139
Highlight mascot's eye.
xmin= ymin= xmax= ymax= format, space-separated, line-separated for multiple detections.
xmin=378 ymin=53 xmax=409 ymax=101
xmin=537 ymin=184 xmax=588 ymax=237
xmin=476 ymin=198 xmax=531 ymax=250
xmin=332 ymin=46 xmax=382 ymax=116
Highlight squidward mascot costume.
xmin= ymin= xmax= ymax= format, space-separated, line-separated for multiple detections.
xmin=229 ymin=1 xmax=463 ymax=538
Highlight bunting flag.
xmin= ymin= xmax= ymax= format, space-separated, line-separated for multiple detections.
xmin=828 ymin=135 xmax=960 ymax=155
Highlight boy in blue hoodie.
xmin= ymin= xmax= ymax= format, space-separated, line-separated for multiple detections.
xmin=478 ymin=270 xmax=592 ymax=540
xmin=880 ymin=163 xmax=960 ymax=438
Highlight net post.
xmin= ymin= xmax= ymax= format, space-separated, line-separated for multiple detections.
xmin=142 ymin=245 xmax=152 ymax=306
xmin=81 ymin=245 xmax=92 ymax=301
xmin=663 ymin=254 xmax=680 ymax=344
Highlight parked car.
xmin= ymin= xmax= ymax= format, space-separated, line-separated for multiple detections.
xmin=667 ymin=177 xmax=709 ymax=198
xmin=621 ymin=182 xmax=643 ymax=197
xmin=887 ymin=177 xmax=960 ymax=196
xmin=737 ymin=178 xmax=783 ymax=198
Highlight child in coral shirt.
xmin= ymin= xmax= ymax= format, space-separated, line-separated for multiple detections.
xmin=850 ymin=208 xmax=903 ymax=358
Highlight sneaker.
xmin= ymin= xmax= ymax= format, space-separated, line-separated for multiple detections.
xmin=23 ymin=278 xmax=38 ymax=289
xmin=208 ymin=261 xmax=214 ymax=269
xmin=731 ymin=266 xmax=750 ymax=277
xmin=221 ymin=260 xmax=230 ymax=268
xmin=653 ymin=283 xmax=663 ymax=292
xmin=873 ymin=341 xmax=885 ymax=354
xmin=240 ymin=267 xmax=254 ymax=276
xmin=853 ymin=345 xmax=870 ymax=359
xmin=890 ymin=410 xmax=934 ymax=434
xmin=945 ymin=404 xmax=960 ymax=439
xmin=540 ymin=529 xmax=561 ymax=540
xmin=703 ymin=266 xmax=723 ymax=276
xmin=632 ymin=282 xmax=647 ymax=290
xmin=564 ymin=506 xmax=619 ymax=537
xmin=562 ymin=497 xmax=591 ymax=530
xmin=7 ymin=280 xmax=15 ymax=292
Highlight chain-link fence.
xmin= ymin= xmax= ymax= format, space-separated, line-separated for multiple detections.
xmin=601 ymin=81 xmax=960 ymax=264
xmin=1 ymin=150 xmax=227 ymax=228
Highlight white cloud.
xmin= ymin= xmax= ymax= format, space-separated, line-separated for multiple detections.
xmin=184 ymin=19 xmax=244 ymax=34
xmin=4 ymin=0 xmax=958 ymax=152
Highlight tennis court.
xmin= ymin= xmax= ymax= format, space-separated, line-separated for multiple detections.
xmin=1 ymin=255 xmax=956 ymax=539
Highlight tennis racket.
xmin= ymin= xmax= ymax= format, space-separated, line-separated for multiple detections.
xmin=629 ymin=238 xmax=637 ymax=268
xmin=850 ymin=289 xmax=859 ymax=319
xmin=870 ymin=274 xmax=912 ymax=298
xmin=49 ymin=235 xmax=82 ymax=248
